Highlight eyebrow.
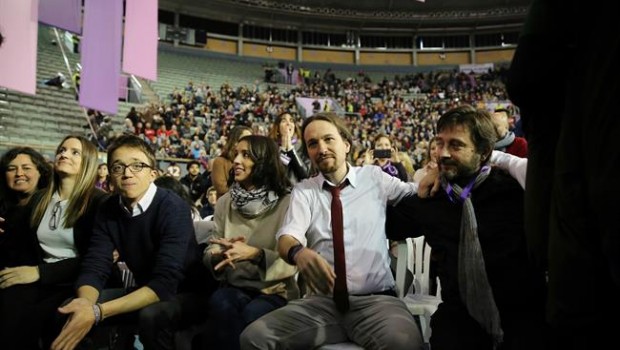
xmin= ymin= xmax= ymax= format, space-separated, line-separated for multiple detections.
xmin=112 ymin=157 xmax=147 ymax=164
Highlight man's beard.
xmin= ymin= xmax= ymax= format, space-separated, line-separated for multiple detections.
xmin=440 ymin=155 xmax=481 ymax=183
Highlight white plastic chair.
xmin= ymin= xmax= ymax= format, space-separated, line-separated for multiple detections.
xmin=395 ymin=237 xmax=442 ymax=344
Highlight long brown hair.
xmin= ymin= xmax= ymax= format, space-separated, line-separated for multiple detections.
xmin=222 ymin=125 xmax=253 ymax=161
xmin=31 ymin=135 xmax=99 ymax=228
xmin=268 ymin=112 xmax=302 ymax=145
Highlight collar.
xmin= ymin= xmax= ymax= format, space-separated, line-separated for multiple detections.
xmin=318 ymin=163 xmax=358 ymax=189
xmin=119 ymin=182 xmax=157 ymax=217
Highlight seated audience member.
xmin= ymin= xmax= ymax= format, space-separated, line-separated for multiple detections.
xmin=180 ymin=160 xmax=208 ymax=203
xmin=364 ymin=133 xmax=409 ymax=182
xmin=268 ymin=112 xmax=311 ymax=185
xmin=201 ymin=135 xmax=298 ymax=350
xmin=95 ymin=163 xmax=110 ymax=192
xmin=491 ymin=108 xmax=528 ymax=157
xmin=240 ymin=113 xmax=423 ymax=350
xmin=387 ymin=105 xmax=547 ymax=350
xmin=211 ymin=125 xmax=253 ymax=198
xmin=0 ymin=147 xmax=52 ymax=350
xmin=50 ymin=135 xmax=216 ymax=350
xmin=413 ymin=138 xmax=438 ymax=184
xmin=198 ymin=186 xmax=218 ymax=219
xmin=1 ymin=136 xmax=106 ymax=349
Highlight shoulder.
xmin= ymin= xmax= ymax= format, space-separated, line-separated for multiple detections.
xmin=486 ymin=168 xmax=522 ymax=193
xmin=213 ymin=156 xmax=229 ymax=166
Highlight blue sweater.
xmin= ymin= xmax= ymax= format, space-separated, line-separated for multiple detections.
xmin=77 ymin=188 xmax=210 ymax=301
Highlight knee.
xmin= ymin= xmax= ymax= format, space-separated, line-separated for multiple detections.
xmin=208 ymin=289 xmax=238 ymax=317
xmin=239 ymin=320 xmax=269 ymax=350
xmin=381 ymin=329 xmax=423 ymax=350
xmin=138 ymin=302 xmax=176 ymax=329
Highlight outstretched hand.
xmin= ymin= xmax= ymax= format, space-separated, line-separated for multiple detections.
xmin=294 ymin=248 xmax=336 ymax=295
xmin=51 ymin=298 xmax=96 ymax=350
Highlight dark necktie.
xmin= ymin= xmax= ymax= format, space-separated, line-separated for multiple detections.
xmin=328 ymin=181 xmax=349 ymax=313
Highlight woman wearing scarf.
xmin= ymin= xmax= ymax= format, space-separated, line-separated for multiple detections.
xmin=202 ymin=135 xmax=298 ymax=350
xmin=364 ymin=134 xmax=409 ymax=182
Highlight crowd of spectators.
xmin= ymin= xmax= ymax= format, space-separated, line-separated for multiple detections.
xmin=98 ymin=65 xmax=514 ymax=172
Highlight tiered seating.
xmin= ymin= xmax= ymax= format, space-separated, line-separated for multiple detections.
xmin=152 ymin=50 xmax=265 ymax=102
xmin=0 ymin=26 xmax=146 ymax=152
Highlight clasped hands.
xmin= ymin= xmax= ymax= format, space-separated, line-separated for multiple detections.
xmin=208 ymin=236 xmax=260 ymax=271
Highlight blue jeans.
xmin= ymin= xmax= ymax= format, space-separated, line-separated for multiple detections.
xmin=208 ymin=287 xmax=287 ymax=350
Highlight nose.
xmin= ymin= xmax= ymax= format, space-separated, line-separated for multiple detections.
xmin=233 ymin=153 xmax=243 ymax=165
xmin=317 ymin=140 xmax=328 ymax=154
xmin=15 ymin=167 xmax=25 ymax=176
xmin=438 ymin=145 xmax=450 ymax=159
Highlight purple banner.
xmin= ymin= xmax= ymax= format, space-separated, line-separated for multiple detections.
xmin=0 ymin=0 xmax=39 ymax=95
xmin=79 ymin=0 xmax=123 ymax=114
xmin=38 ymin=0 xmax=81 ymax=34
xmin=123 ymin=0 xmax=158 ymax=81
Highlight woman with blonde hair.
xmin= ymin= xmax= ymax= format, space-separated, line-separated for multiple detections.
xmin=0 ymin=135 xmax=107 ymax=349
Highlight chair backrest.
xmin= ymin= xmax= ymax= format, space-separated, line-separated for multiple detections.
xmin=412 ymin=236 xmax=432 ymax=296
xmin=395 ymin=236 xmax=440 ymax=298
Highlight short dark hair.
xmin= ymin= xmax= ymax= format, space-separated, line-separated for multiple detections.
xmin=186 ymin=160 xmax=201 ymax=171
xmin=0 ymin=147 xmax=51 ymax=202
xmin=437 ymin=104 xmax=497 ymax=162
xmin=107 ymin=134 xmax=157 ymax=168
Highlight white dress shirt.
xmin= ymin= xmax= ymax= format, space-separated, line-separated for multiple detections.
xmin=277 ymin=165 xmax=418 ymax=295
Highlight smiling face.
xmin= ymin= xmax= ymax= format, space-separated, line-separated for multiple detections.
xmin=5 ymin=153 xmax=41 ymax=196
xmin=55 ymin=138 xmax=83 ymax=179
xmin=109 ymin=146 xmax=157 ymax=207
xmin=232 ymin=140 xmax=255 ymax=190
xmin=435 ymin=124 xmax=482 ymax=182
xmin=304 ymin=119 xmax=350 ymax=183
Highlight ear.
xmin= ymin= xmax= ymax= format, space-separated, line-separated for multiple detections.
xmin=344 ymin=140 xmax=351 ymax=154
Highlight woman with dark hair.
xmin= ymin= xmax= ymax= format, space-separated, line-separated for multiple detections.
xmin=211 ymin=125 xmax=253 ymax=198
xmin=201 ymin=135 xmax=298 ymax=350
xmin=268 ymin=112 xmax=311 ymax=185
xmin=0 ymin=136 xmax=107 ymax=349
xmin=364 ymin=133 xmax=409 ymax=182
xmin=95 ymin=163 xmax=111 ymax=192
xmin=0 ymin=147 xmax=51 ymax=350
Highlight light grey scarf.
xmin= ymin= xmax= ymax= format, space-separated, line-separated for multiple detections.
xmin=229 ymin=182 xmax=279 ymax=219
xmin=494 ymin=131 xmax=515 ymax=151
xmin=442 ymin=165 xmax=504 ymax=347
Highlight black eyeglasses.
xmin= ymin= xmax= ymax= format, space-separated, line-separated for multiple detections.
xmin=110 ymin=162 xmax=152 ymax=175
xmin=49 ymin=201 xmax=62 ymax=230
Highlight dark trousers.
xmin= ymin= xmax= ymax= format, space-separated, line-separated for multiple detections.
xmin=54 ymin=289 xmax=210 ymax=350
xmin=0 ymin=283 xmax=73 ymax=350
xmin=207 ymin=287 xmax=286 ymax=350
xmin=429 ymin=302 xmax=548 ymax=350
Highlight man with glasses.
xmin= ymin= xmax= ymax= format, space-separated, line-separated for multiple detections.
xmin=51 ymin=135 xmax=215 ymax=350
